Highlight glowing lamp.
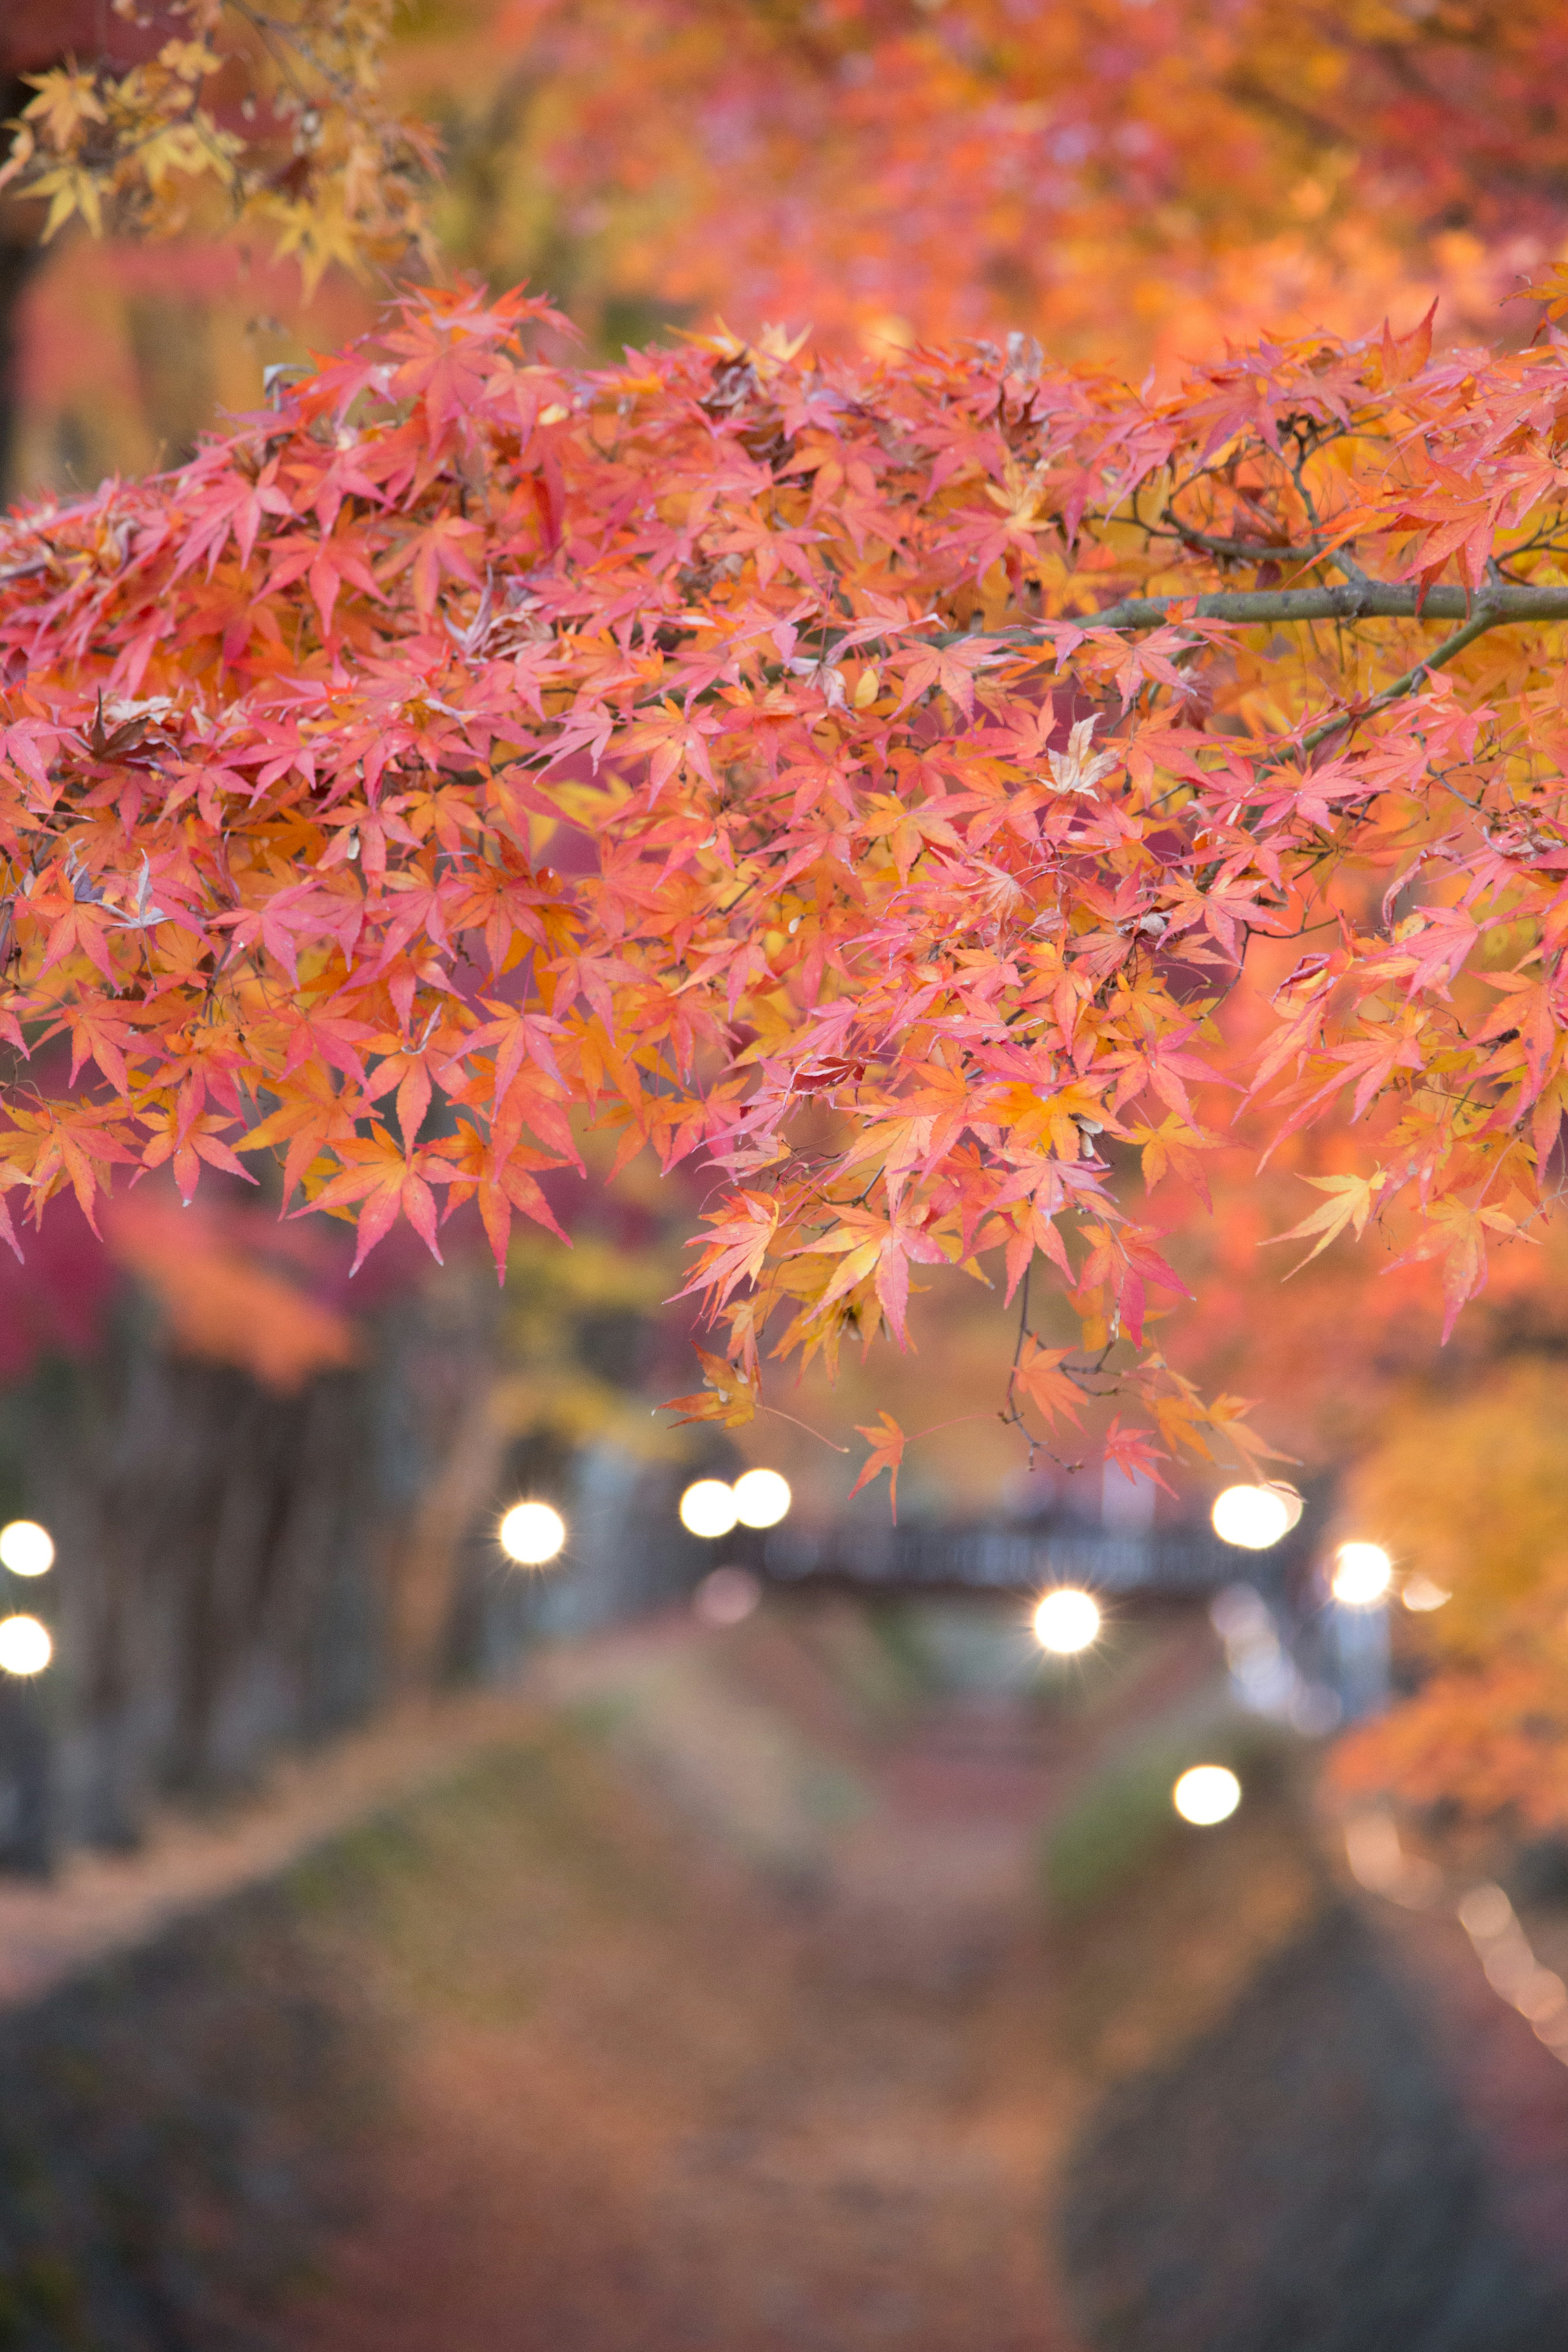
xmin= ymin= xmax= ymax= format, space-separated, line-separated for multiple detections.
xmin=1032 ymin=1587 xmax=1101 ymax=1655
xmin=0 ymin=1615 xmax=51 ymax=1675
xmin=1173 ymin=1764 xmax=1241 ymax=1825
xmin=498 ymin=1501 xmax=566 ymax=1566
xmin=1332 ymin=1541 xmax=1393 ymax=1607
xmin=732 ymin=1469 xmax=791 ymax=1529
xmin=0 ymin=1521 xmax=53 ymax=1577
xmin=679 ymin=1479 xmax=739 ymax=1540
xmin=1211 ymin=1484 xmax=1299 ymax=1550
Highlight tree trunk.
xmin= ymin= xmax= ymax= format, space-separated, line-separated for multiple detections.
xmin=0 ymin=1249 xmax=512 ymax=1860
xmin=0 ymin=79 xmax=43 ymax=510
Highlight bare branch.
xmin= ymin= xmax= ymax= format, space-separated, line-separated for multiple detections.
xmin=1053 ymin=582 xmax=1568 ymax=632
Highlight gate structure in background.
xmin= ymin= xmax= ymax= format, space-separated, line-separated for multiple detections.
xmin=764 ymin=1508 xmax=1350 ymax=1737
xmin=765 ymin=1519 xmax=1290 ymax=1602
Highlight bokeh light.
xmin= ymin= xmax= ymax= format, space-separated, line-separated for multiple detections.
xmin=693 ymin=1566 xmax=762 ymax=1626
xmin=1032 ymin=1587 xmax=1101 ymax=1655
xmin=1457 ymin=1882 xmax=1513 ymax=1939
xmin=1402 ymin=1575 xmax=1450 ymax=1613
xmin=732 ymin=1468 xmax=791 ymax=1528
xmin=1516 ymin=1969 xmax=1568 ymax=2026
xmin=1173 ymin=1764 xmax=1241 ymax=1824
xmin=1331 ymin=1541 xmax=1393 ymax=1607
xmin=498 ymin=1501 xmax=567 ymax=1565
xmin=0 ymin=1521 xmax=53 ymax=1577
xmin=0 ymin=1615 xmax=51 ymax=1675
xmin=1211 ymin=1484 xmax=1296 ymax=1549
xmin=679 ymin=1479 xmax=739 ymax=1539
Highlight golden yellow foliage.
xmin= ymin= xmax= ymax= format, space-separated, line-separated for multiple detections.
xmin=1343 ymin=1362 xmax=1568 ymax=1665
xmin=1333 ymin=1362 xmax=1568 ymax=1826
xmin=2 ymin=1 xmax=437 ymax=295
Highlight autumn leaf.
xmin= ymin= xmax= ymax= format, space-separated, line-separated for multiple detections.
xmin=308 ymin=1128 xmax=452 ymax=1272
xmin=1013 ymin=1337 xmax=1085 ymax=1432
xmin=667 ymin=1346 xmax=759 ymax=1429
xmin=848 ymin=1411 xmax=908 ymax=1522
xmin=675 ymin=1192 xmax=781 ymax=1310
xmin=1100 ymin=1417 xmax=1176 ymax=1497
xmin=441 ymin=1118 xmax=568 ymax=1280
xmin=1263 ymin=1170 xmax=1391 ymax=1277
xmin=1045 ymin=716 xmax=1119 ymax=798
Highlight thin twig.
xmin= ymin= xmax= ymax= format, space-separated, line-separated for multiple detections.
xmin=759 ymin=1403 xmax=851 ymax=1454
xmin=1300 ymin=606 xmax=1507 ymax=755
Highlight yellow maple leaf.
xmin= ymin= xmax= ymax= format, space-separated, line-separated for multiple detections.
xmin=1263 ymin=1169 xmax=1390 ymax=1276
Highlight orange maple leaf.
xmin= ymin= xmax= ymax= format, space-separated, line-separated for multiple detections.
xmin=1013 ymin=1336 xmax=1085 ymax=1431
xmin=667 ymin=1346 xmax=759 ymax=1428
xmin=307 ymin=1127 xmax=452 ymax=1272
xmin=849 ymin=1410 xmax=907 ymax=1521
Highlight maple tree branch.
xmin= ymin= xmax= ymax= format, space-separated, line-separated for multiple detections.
xmin=1052 ymin=582 xmax=1568 ymax=633
xmin=1300 ymin=605 xmax=1506 ymax=754
xmin=1162 ymin=524 xmax=1323 ymax=565
xmin=1158 ymin=510 xmax=1350 ymax=574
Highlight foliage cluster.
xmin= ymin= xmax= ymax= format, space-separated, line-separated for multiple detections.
xmin=2 ymin=0 xmax=434 ymax=293
xmin=3 ymin=287 xmax=1568 ymax=1501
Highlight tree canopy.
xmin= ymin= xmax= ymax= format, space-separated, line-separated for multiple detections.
xmin=12 ymin=0 xmax=1568 ymax=503
xmin=433 ymin=0 xmax=1568 ymax=364
xmin=2 ymin=281 xmax=1568 ymax=1500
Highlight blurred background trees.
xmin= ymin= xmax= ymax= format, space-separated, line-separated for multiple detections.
xmin=8 ymin=0 xmax=1568 ymax=499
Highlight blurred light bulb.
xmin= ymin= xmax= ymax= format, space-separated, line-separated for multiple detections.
xmin=1401 ymin=1575 xmax=1450 ymax=1613
xmin=498 ymin=1501 xmax=566 ymax=1566
xmin=694 ymin=1566 xmax=762 ymax=1626
xmin=732 ymin=1468 xmax=791 ymax=1528
xmin=1457 ymin=1882 xmax=1513 ymax=1940
xmin=1332 ymin=1541 xmax=1393 ymax=1607
xmin=679 ymin=1479 xmax=739 ymax=1539
xmin=0 ymin=1615 xmax=51 ymax=1675
xmin=1516 ymin=1968 xmax=1568 ymax=2026
xmin=0 ymin=1521 xmax=53 ymax=1577
xmin=1173 ymin=1764 xmax=1241 ymax=1825
xmin=1212 ymin=1484 xmax=1296 ymax=1549
xmin=1032 ymin=1587 xmax=1100 ymax=1655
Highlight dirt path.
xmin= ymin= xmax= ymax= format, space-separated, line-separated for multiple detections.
xmin=286 ymin=1616 xmax=1100 ymax=2352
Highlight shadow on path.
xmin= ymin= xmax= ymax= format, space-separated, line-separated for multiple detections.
xmin=1060 ymin=1900 xmax=1568 ymax=2352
